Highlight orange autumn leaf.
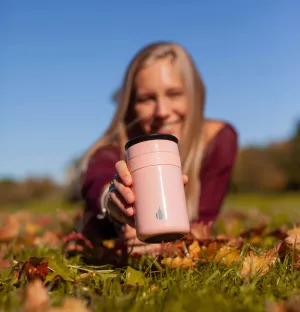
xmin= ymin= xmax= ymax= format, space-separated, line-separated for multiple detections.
xmin=22 ymin=279 xmax=49 ymax=312
xmin=226 ymin=236 xmax=244 ymax=249
xmin=188 ymin=240 xmax=204 ymax=259
xmin=248 ymin=235 xmax=263 ymax=245
xmin=214 ymin=246 xmax=241 ymax=266
xmin=20 ymin=257 xmax=49 ymax=282
xmin=284 ymin=235 xmax=300 ymax=252
xmin=34 ymin=231 xmax=60 ymax=247
xmin=203 ymin=241 xmax=220 ymax=261
xmin=161 ymin=256 xmax=195 ymax=270
xmin=47 ymin=298 xmax=91 ymax=312
xmin=0 ymin=215 xmax=20 ymax=243
xmin=240 ymin=249 xmax=277 ymax=279
xmin=24 ymin=222 xmax=41 ymax=236
xmin=287 ymin=226 xmax=300 ymax=237
xmin=266 ymin=294 xmax=300 ymax=312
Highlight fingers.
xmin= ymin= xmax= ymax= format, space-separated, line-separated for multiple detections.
xmin=183 ymin=174 xmax=188 ymax=186
xmin=115 ymin=160 xmax=132 ymax=186
xmin=113 ymin=175 xmax=135 ymax=205
xmin=107 ymin=191 xmax=135 ymax=228
xmin=109 ymin=189 xmax=134 ymax=217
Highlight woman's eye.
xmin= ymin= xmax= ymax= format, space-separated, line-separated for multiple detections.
xmin=136 ymin=96 xmax=154 ymax=103
xmin=167 ymin=90 xmax=183 ymax=98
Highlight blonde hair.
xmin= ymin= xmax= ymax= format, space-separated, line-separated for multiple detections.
xmin=81 ymin=41 xmax=206 ymax=222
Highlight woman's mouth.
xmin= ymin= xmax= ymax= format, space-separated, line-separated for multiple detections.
xmin=152 ymin=121 xmax=181 ymax=134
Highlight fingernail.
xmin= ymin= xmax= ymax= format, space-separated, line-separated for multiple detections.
xmin=126 ymin=193 xmax=133 ymax=203
xmin=126 ymin=207 xmax=133 ymax=216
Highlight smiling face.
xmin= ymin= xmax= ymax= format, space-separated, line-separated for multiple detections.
xmin=132 ymin=57 xmax=189 ymax=140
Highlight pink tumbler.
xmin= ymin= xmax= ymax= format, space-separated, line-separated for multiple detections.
xmin=125 ymin=134 xmax=190 ymax=244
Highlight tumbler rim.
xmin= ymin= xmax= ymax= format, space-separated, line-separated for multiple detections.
xmin=125 ymin=133 xmax=178 ymax=150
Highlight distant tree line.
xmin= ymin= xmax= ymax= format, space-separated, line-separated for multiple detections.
xmin=0 ymin=177 xmax=61 ymax=206
xmin=0 ymin=120 xmax=299 ymax=207
xmin=231 ymin=120 xmax=300 ymax=193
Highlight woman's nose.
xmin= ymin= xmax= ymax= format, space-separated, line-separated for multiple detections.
xmin=155 ymin=99 xmax=170 ymax=118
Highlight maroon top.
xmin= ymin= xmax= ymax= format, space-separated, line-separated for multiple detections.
xmin=80 ymin=123 xmax=238 ymax=241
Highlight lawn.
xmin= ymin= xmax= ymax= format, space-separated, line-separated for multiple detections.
xmin=1 ymin=193 xmax=300 ymax=311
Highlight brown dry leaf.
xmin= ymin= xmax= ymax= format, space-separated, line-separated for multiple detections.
xmin=161 ymin=256 xmax=195 ymax=270
xmin=248 ymin=235 xmax=263 ymax=245
xmin=284 ymin=235 xmax=300 ymax=252
xmin=75 ymin=272 xmax=93 ymax=280
xmin=266 ymin=294 xmax=300 ymax=312
xmin=24 ymin=222 xmax=41 ymax=236
xmin=187 ymin=241 xmax=224 ymax=261
xmin=204 ymin=241 xmax=220 ymax=261
xmin=287 ymin=227 xmax=300 ymax=237
xmin=214 ymin=246 xmax=241 ymax=267
xmin=34 ymin=231 xmax=60 ymax=247
xmin=240 ymin=248 xmax=277 ymax=279
xmin=190 ymin=221 xmax=213 ymax=240
xmin=240 ymin=223 xmax=267 ymax=239
xmin=47 ymin=298 xmax=91 ymax=312
xmin=266 ymin=301 xmax=288 ymax=312
xmin=226 ymin=236 xmax=244 ymax=249
xmin=22 ymin=279 xmax=49 ymax=312
xmin=0 ymin=215 xmax=20 ymax=242
xmin=279 ymin=235 xmax=300 ymax=268
xmin=14 ymin=211 xmax=33 ymax=223
xmin=188 ymin=240 xmax=204 ymax=259
xmin=20 ymin=257 xmax=49 ymax=282
xmin=277 ymin=236 xmax=300 ymax=257
xmin=36 ymin=215 xmax=55 ymax=227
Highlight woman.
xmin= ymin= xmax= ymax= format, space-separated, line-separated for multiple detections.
xmin=77 ymin=41 xmax=238 ymax=256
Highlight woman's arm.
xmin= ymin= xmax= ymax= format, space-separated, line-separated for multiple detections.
xmin=197 ymin=123 xmax=238 ymax=224
xmin=80 ymin=145 xmax=123 ymax=241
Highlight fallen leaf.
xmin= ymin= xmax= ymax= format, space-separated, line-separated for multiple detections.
xmin=284 ymin=235 xmax=300 ymax=252
xmin=240 ymin=223 xmax=267 ymax=239
xmin=249 ymin=235 xmax=263 ymax=245
xmin=75 ymin=272 xmax=93 ymax=280
xmin=34 ymin=231 xmax=60 ymax=247
xmin=214 ymin=246 xmax=241 ymax=266
xmin=226 ymin=236 xmax=244 ymax=249
xmin=240 ymin=249 xmax=277 ymax=279
xmin=0 ymin=215 xmax=20 ymax=242
xmin=47 ymin=298 xmax=91 ymax=312
xmin=22 ymin=279 xmax=49 ymax=312
xmin=161 ymin=256 xmax=195 ymax=270
xmin=266 ymin=293 xmax=300 ymax=312
xmin=287 ymin=227 xmax=300 ymax=237
xmin=203 ymin=241 xmax=220 ymax=261
xmin=20 ymin=257 xmax=49 ymax=282
xmin=24 ymin=222 xmax=42 ymax=236
xmin=188 ymin=240 xmax=202 ymax=259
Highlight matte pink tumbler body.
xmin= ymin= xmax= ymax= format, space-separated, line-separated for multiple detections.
xmin=125 ymin=134 xmax=190 ymax=244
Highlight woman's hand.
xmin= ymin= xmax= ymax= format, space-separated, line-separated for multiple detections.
xmin=106 ymin=160 xmax=188 ymax=227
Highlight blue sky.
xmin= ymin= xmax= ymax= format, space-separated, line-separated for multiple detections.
xmin=1 ymin=0 xmax=300 ymax=182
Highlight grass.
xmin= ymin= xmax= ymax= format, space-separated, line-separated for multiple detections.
xmin=1 ymin=192 xmax=300 ymax=311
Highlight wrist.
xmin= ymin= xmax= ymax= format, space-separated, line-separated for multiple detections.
xmin=97 ymin=184 xmax=110 ymax=220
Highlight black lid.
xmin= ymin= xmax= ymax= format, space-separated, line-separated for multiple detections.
xmin=125 ymin=133 xmax=178 ymax=150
